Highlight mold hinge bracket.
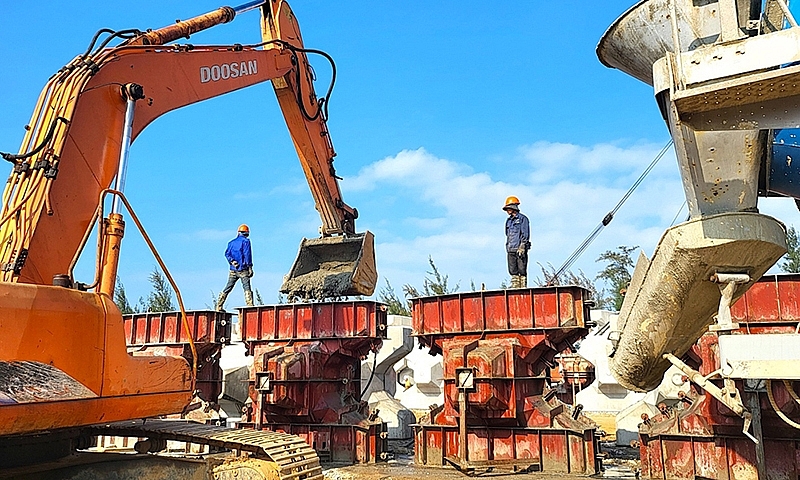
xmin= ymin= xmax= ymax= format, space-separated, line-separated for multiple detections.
xmin=662 ymin=352 xmax=757 ymax=443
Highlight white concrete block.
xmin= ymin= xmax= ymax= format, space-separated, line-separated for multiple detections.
xmin=369 ymin=390 xmax=416 ymax=440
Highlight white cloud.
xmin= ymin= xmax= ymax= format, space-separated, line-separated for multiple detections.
xmin=233 ymin=180 xmax=308 ymax=200
xmin=347 ymin=142 xmax=686 ymax=293
xmin=521 ymin=141 xmax=672 ymax=185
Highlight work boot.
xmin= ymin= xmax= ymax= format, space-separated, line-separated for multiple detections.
xmin=510 ymin=276 xmax=519 ymax=288
xmin=216 ymin=292 xmax=228 ymax=312
xmin=520 ymin=276 xmax=527 ymax=288
xmin=244 ymin=290 xmax=254 ymax=307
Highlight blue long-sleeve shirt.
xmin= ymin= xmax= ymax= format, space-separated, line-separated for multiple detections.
xmin=225 ymin=234 xmax=252 ymax=271
xmin=505 ymin=212 xmax=530 ymax=252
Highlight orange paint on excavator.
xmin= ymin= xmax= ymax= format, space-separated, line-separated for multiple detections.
xmin=0 ymin=0 xmax=375 ymax=449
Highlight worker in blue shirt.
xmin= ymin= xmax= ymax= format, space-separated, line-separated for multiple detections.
xmin=216 ymin=224 xmax=254 ymax=310
xmin=503 ymin=196 xmax=530 ymax=288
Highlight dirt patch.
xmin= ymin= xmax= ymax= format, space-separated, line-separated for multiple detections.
xmin=322 ymin=451 xmax=638 ymax=479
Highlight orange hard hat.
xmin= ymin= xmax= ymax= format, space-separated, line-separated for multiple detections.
xmin=238 ymin=224 xmax=250 ymax=233
xmin=503 ymin=196 xmax=520 ymax=211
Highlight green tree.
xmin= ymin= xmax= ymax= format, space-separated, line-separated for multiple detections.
xmin=114 ymin=277 xmax=136 ymax=314
xmin=378 ymin=279 xmax=411 ymax=316
xmin=403 ymin=256 xmax=460 ymax=298
xmin=206 ymin=290 xmax=220 ymax=310
xmin=780 ymin=226 xmax=800 ymax=273
xmin=378 ymin=257 xmax=459 ymax=317
xmin=595 ymin=245 xmax=638 ymax=311
xmin=142 ymin=267 xmax=175 ymax=312
xmin=535 ymin=263 xmax=609 ymax=309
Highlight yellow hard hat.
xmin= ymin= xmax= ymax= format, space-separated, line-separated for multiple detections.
xmin=238 ymin=224 xmax=250 ymax=233
xmin=503 ymin=196 xmax=520 ymax=211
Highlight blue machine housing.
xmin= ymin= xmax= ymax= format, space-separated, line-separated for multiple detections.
xmin=763 ymin=129 xmax=800 ymax=199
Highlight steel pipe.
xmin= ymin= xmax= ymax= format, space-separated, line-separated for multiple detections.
xmin=134 ymin=7 xmax=236 ymax=46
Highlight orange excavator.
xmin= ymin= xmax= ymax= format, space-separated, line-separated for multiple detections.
xmin=0 ymin=1 xmax=376 ymax=477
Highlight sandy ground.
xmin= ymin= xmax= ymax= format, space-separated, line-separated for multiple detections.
xmin=321 ymin=447 xmax=639 ymax=480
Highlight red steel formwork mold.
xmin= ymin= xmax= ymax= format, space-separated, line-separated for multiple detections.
xmin=554 ymin=353 xmax=596 ymax=406
xmin=412 ymin=286 xmax=599 ymax=474
xmin=238 ymin=301 xmax=389 ymax=464
xmin=639 ymin=273 xmax=800 ymax=480
xmin=123 ymin=310 xmax=232 ymax=405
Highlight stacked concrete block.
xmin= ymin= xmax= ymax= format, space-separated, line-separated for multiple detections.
xmin=360 ymin=315 xmax=414 ymax=399
xmin=393 ymin=349 xmax=444 ymax=412
xmin=360 ymin=315 xmax=445 ymax=412
xmin=218 ymin=327 xmax=254 ymax=427
xmin=576 ymin=311 xmax=646 ymax=414
xmin=367 ymin=391 xmax=416 ymax=440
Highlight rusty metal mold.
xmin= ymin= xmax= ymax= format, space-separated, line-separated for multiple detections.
xmin=638 ymin=274 xmax=800 ymax=480
xmin=238 ymin=301 xmax=389 ymax=464
xmin=411 ymin=287 xmax=598 ymax=474
xmin=123 ymin=310 xmax=232 ymax=404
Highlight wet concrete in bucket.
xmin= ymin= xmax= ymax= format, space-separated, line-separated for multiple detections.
xmin=282 ymin=261 xmax=356 ymax=300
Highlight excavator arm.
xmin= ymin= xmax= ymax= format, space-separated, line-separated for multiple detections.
xmin=0 ymin=0 xmax=373 ymax=295
xmin=0 ymin=0 xmax=374 ymax=450
xmin=261 ymin=1 xmax=359 ymax=236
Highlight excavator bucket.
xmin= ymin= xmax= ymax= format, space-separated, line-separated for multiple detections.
xmin=281 ymin=231 xmax=377 ymax=299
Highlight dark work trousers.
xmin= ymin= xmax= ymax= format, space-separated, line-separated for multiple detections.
xmin=222 ymin=270 xmax=252 ymax=295
xmin=507 ymin=251 xmax=528 ymax=276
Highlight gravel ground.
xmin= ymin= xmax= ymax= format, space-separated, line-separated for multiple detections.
xmin=322 ymin=450 xmax=639 ymax=480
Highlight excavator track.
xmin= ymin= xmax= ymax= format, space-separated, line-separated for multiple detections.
xmin=88 ymin=420 xmax=323 ymax=480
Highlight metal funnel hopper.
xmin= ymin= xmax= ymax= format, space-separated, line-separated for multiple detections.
xmin=599 ymin=0 xmax=787 ymax=86
xmin=281 ymin=231 xmax=377 ymax=300
xmin=598 ymin=0 xmax=739 ymax=85
xmin=609 ymin=213 xmax=786 ymax=392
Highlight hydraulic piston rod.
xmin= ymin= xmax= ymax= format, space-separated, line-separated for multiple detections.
xmin=233 ymin=0 xmax=269 ymax=14
xmin=101 ymin=84 xmax=143 ymax=297
xmin=111 ymin=84 xmax=142 ymax=215
xmin=133 ymin=1 xmax=269 ymax=46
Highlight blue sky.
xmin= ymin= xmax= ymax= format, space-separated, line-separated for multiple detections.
xmin=1 ymin=1 xmax=798 ymax=309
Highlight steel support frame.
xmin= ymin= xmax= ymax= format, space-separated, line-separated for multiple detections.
xmin=639 ymin=274 xmax=800 ymax=480
xmin=411 ymin=287 xmax=598 ymax=475
xmin=238 ymin=301 xmax=389 ymax=465
xmin=415 ymin=424 xmax=596 ymax=474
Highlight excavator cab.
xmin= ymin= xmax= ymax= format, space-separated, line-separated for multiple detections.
xmin=282 ymin=231 xmax=377 ymax=299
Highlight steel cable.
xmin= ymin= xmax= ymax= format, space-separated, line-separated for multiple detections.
xmin=549 ymin=139 xmax=674 ymax=285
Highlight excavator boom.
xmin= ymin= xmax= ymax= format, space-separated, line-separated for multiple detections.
xmin=0 ymin=0 xmax=376 ymax=297
xmin=0 ymin=2 xmax=374 ymax=471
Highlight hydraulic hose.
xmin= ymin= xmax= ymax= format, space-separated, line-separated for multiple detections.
xmin=361 ymin=350 xmax=379 ymax=398
xmin=0 ymin=117 xmax=68 ymax=164
xmin=767 ymin=379 xmax=800 ymax=430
